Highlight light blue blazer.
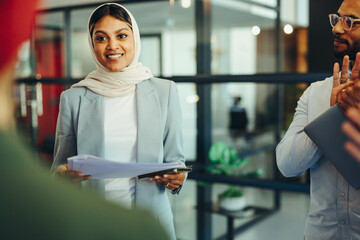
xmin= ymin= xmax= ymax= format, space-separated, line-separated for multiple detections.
xmin=52 ymin=77 xmax=185 ymax=239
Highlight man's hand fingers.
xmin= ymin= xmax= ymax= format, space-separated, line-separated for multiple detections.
xmin=343 ymin=121 xmax=360 ymax=145
xmin=351 ymin=52 xmax=360 ymax=81
xmin=346 ymin=108 xmax=360 ymax=127
xmin=340 ymin=55 xmax=350 ymax=83
xmin=333 ymin=62 xmax=340 ymax=87
xmin=345 ymin=142 xmax=360 ymax=162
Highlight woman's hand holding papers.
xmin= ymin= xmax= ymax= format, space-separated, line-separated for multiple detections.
xmin=149 ymin=172 xmax=185 ymax=191
xmin=55 ymin=164 xmax=92 ymax=183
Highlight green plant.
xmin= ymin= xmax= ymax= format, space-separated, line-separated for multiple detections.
xmin=207 ymin=142 xmax=263 ymax=199
xmin=207 ymin=141 xmax=250 ymax=176
xmin=218 ymin=186 xmax=243 ymax=199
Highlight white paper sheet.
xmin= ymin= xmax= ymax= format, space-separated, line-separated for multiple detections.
xmin=67 ymin=154 xmax=182 ymax=179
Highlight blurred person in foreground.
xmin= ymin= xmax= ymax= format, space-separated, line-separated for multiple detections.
xmin=0 ymin=0 xmax=168 ymax=239
xmin=276 ymin=0 xmax=360 ymax=239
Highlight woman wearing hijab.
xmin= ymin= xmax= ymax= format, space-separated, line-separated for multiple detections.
xmin=51 ymin=3 xmax=185 ymax=239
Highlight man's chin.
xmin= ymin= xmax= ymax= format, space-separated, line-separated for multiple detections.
xmin=334 ymin=47 xmax=352 ymax=59
xmin=335 ymin=52 xmax=357 ymax=61
xmin=334 ymin=51 xmax=345 ymax=59
xmin=334 ymin=48 xmax=357 ymax=60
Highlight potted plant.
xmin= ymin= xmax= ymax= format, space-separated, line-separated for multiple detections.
xmin=218 ymin=186 xmax=246 ymax=211
xmin=207 ymin=141 xmax=263 ymax=211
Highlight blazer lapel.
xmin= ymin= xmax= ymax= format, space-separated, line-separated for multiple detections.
xmin=136 ymin=81 xmax=162 ymax=164
xmin=77 ymin=89 xmax=105 ymax=158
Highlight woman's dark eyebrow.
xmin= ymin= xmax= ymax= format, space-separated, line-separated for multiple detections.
xmin=114 ymin=28 xmax=130 ymax=33
xmin=94 ymin=28 xmax=130 ymax=35
xmin=94 ymin=30 xmax=106 ymax=35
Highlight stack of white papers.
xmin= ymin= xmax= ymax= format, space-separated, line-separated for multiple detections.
xmin=68 ymin=154 xmax=182 ymax=179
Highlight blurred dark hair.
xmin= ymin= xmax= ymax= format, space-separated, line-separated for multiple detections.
xmin=89 ymin=4 xmax=132 ymax=37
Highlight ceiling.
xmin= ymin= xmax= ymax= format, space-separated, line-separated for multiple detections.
xmin=37 ymin=0 xmax=278 ymax=34
xmin=39 ymin=0 xmax=108 ymax=9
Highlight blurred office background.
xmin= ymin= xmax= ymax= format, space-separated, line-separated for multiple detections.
xmin=14 ymin=0 xmax=340 ymax=239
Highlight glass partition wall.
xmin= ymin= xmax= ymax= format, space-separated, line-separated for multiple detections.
xmin=15 ymin=0 xmax=312 ymax=239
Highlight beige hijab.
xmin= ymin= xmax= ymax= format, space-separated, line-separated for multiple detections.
xmin=72 ymin=3 xmax=153 ymax=97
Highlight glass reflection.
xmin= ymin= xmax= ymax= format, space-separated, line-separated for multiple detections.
xmin=14 ymin=83 xmax=66 ymax=166
xmin=211 ymin=0 xmax=277 ymax=74
xmin=177 ymin=83 xmax=197 ymax=161
xmin=35 ymin=12 xmax=65 ymax=78
xmin=212 ymin=82 xmax=278 ymax=179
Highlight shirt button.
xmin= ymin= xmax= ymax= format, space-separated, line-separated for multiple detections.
xmin=340 ymin=220 xmax=345 ymax=224
xmin=341 ymin=192 xmax=345 ymax=197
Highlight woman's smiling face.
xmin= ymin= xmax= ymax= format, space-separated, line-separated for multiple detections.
xmin=92 ymin=15 xmax=135 ymax=72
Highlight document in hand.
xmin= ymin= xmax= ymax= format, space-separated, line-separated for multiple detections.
xmin=68 ymin=154 xmax=185 ymax=179
xmin=304 ymin=105 xmax=360 ymax=189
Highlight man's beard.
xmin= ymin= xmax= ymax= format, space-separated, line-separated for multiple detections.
xmin=334 ymin=49 xmax=357 ymax=60
xmin=334 ymin=42 xmax=360 ymax=60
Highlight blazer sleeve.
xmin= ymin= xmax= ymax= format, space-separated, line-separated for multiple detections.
xmin=276 ymin=84 xmax=322 ymax=177
xmin=163 ymin=81 xmax=185 ymax=165
xmin=163 ymin=82 xmax=186 ymax=194
xmin=51 ymin=91 xmax=77 ymax=173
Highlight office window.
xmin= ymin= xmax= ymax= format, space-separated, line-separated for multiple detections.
xmin=211 ymin=0 xmax=309 ymax=74
xmin=211 ymin=0 xmax=278 ymax=74
xmin=212 ymin=82 xmax=278 ymax=179
xmin=70 ymin=8 xmax=95 ymax=78
xmin=177 ymin=83 xmax=197 ymax=160
xmin=35 ymin=12 xmax=65 ymax=78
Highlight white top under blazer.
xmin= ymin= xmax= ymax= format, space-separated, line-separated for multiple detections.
xmin=104 ymin=92 xmax=137 ymax=208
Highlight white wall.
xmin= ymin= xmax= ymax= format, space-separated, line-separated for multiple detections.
xmin=71 ymin=31 xmax=95 ymax=78
xmin=162 ymin=30 xmax=196 ymax=77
